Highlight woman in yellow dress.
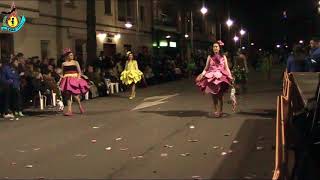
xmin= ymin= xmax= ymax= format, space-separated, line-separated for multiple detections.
xmin=120 ymin=51 xmax=143 ymax=99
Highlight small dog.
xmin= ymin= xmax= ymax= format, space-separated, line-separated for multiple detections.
xmin=57 ymin=100 xmax=64 ymax=111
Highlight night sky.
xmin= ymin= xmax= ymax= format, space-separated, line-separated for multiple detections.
xmin=206 ymin=0 xmax=319 ymax=49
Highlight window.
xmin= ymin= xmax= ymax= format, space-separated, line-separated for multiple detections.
xmin=41 ymin=40 xmax=50 ymax=60
xmin=118 ymin=0 xmax=126 ymax=21
xmin=64 ymin=0 xmax=75 ymax=8
xmin=118 ymin=0 xmax=133 ymax=22
xmin=104 ymin=0 xmax=111 ymax=15
xmin=140 ymin=6 xmax=144 ymax=23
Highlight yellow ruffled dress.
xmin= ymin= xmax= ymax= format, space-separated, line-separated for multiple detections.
xmin=120 ymin=60 xmax=143 ymax=85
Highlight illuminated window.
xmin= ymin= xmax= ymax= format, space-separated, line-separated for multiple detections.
xmin=159 ymin=41 xmax=168 ymax=47
xmin=169 ymin=42 xmax=177 ymax=48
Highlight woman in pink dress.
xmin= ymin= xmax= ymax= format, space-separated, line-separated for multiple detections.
xmin=196 ymin=41 xmax=233 ymax=117
xmin=59 ymin=48 xmax=89 ymax=116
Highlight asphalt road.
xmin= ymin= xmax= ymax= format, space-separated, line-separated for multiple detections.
xmin=0 ymin=70 xmax=281 ymax=179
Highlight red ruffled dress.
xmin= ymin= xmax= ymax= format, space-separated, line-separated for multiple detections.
xmin=196 ymin=54 xmax=232 ymax=94
xmin=59 ymin=65 xmax=89 ymax=95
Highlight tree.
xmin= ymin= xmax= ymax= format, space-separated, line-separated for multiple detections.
xmin=86 ymin=0 xmax=97 ymax=65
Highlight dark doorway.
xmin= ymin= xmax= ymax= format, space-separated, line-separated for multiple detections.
xmin=0 ymin=33 xmax=14 ymax=62
xmin=103 ymin=43 xmax=116 ymax=57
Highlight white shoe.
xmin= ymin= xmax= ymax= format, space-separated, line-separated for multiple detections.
xmin=18 ymin=112 xmax=24 ymax=117
xmin=3 ymin=114 xmax=14 ymax=118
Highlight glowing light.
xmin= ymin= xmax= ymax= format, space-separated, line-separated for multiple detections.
xmin=276 ymin=44 xmax=281 ymax=48
xmin=185 ymin=34 xmax=189 ymax=38
xmin=166 ymin=35 xmax=171 ymax=39
xmin=233 ymin=35 xmax=239 ymax=42
xmin=97 ymin=33 xmax=107 ymax=42
xmin=169 ymin=42 xmax=177 ymax=48
xmin=159 ymin=41 xmax=168 ymax=47
xmin=125 ymin=22 xmax=132 ymax=28
xmin=240 ymin=29 xmax=246 ymax=36
xmin=114 ymin=33 xmax=121 ymax=40
xmin=251 ymin=43 xmax=255 ymax=46
xmin=226 ymin=19 xmax=234 ymax=27
xmin=200 ymin=7 xmax=208 ymax=15
xmin=299 ymin=40 xmax=304 ymax=44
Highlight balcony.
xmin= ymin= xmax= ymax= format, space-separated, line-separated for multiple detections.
xmin=153 ymin=16 xmax=177 ymax=32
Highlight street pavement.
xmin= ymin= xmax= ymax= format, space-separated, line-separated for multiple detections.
xmin=0 ymin=69 xmax=283 ymax=179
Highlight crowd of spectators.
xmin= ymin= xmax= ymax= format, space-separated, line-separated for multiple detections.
xmin=0 ymin=51 xmax=187 ymax=119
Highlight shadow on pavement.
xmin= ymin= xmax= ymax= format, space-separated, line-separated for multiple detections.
xmin=238 ymin=109 xmax=276 ymax=118
xmin=140 ymin=110 xmax=232 ymax=118
xmin=211 ymin=118 xmax=275 ymax=179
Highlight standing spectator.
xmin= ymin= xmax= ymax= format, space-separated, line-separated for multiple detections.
xmin=0 ymin=61 xmax=14 ymax=118
xmin=1 ymin=57 xmax=24 ymax=117
xmin=287 ymin=44 xmax=308 ymax=73
xmin=309 ymin=37 xmax=320 ymax=72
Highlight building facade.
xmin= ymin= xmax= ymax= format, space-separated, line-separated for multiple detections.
xmin=0 ymin=0 xmax=153 ymax=65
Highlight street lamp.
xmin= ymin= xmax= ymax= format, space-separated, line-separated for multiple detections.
xmin=251 ymin=43 xmax=255 ymax=46
xmin=226 ymin=19 xmax=234 ymax=28
xmin=233 ymin=35 xmax=239 ymax=42
xmin=185 ymin=34 xmax=189 ymax=38
xmin=299 ymin=40 xmax=304 ymax=44
xmin=240 ymin=29 xmax=246 ymax=36
xmin=125 ymin=22 xmax=132 ymax=28
xmin=200 ymin=6 xmax=208 ymax=15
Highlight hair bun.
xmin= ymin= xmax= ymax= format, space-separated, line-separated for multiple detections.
xmin=217 ymin=40 xmax=224 ymax=46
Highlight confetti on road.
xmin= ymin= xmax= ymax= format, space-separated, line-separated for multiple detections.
xmin=15 ymin=118 xmax=19 ymax=121
xmin=116 ymin=137 xmax=122 ymax=141
xmin=137 ymin=156 xmax=144 ymax=159
xmin=180 ymin=153 xmax=191 ymax=157
xmin=213 ymin=146 xmax=219 ymax=149
xmin=161 ymin=153 xmax=168 ymax=157
xmin=228 ymin=150 xmax=233 ymax=153
xmin=25 ymin=165 xmax=33 ymax=168
xmin=224 ymin=133 xmax=231 ymax=136
xmin=105 ymin=147 xmax=112 ymax=151
xmin=188 ymin=139 xmax=199 ymax=142
xmin=17 ymin=150 xmax=26 ymax=153
xmin=189 ymin=125 xmax=195 ymax=129
xmin=221 ymin=152 xmax=228 ymax=155
xmin=91 ymin=139 xmax=97 ymax=143
xmin=120 ymin=148 xmax=128 ymax=151
xmin=33 ymin=148 xmax=41 ymax=151
xmin=192 ymin=176 xmax=202 ymax=179
xmin=256 ymin=146 xmax=264 ymax=151
xmin=92 ymin=127 xmax=100 ymax=129
xmin=75 ymin=154 xmax=87 ymax=158
xmin=164 ymin=145 xmax=174 ymax=148
xmin=233 ymin=140 xmax=239 ymax=144
xmin=11 ymin=162 xmax=16 ymax=166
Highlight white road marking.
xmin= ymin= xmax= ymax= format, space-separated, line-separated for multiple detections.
xmin=132 ymin=93 xmax=179 ymax=111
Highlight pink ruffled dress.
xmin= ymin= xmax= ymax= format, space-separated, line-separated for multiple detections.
xmin=196 ymin=54 xmax=232 ymax=94
xmin=59 ymin=65 xmax=89 ymax=95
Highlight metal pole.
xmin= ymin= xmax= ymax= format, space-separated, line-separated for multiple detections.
xmin=136 ymin=0 xmax=139 ymax=52
xmin=219 ymin=23 xmax=222 ymax=40
xmin=191 ymin=10 xmax=194 ymax=53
